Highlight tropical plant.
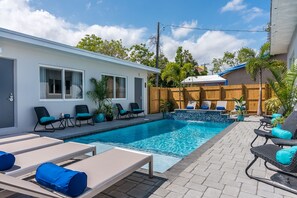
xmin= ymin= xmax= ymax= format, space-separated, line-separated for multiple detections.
xmin=264 ymin=97 xmax=282 ymax=113
xmin=272 ymin=116 xmax=285 ymax=127
xmin=233 ymin=96 xmax=246 ymax=116
xmin=268 ymin=61 xmax=297 ymax=116
xmin=87 ymin=77 xmax=110 ymax=114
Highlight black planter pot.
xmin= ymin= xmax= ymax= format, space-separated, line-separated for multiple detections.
xmin=106 ymin=115 xmax=114 ymax=121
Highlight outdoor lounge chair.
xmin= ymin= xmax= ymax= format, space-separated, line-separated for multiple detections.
xmin=0 ymin=133 xmax=39 ymax=145
xmin=75 ymin=105 xmax=94 ymax=127
xmin=116 ymin=103 xmax=131 ymax=119
xmin=0 ymin=137 xmax=63 ymax=155
xmin=258 ymin=107 xmax=285 ymax=130
xmin=130 ymin=102 xmax=145 ymax=117
xmin=200 ymin=101 xmax=211 ymax=110
xmin=0 ymin=148 xmax=153 ymax=198
xmin=246 ymin=144 xmax=297 ymax=194
xmin=34 ymin=106 xmax=65 ymax=132
xmin=216 ymin=101 xmax=227 ymax=111
xmin=251 ymin=110 xmax=297 ymax=148
xmin=185 ymin=101 xmax=197 ymax=109
xmin=2 ymin=142 xmax=96 ymax=177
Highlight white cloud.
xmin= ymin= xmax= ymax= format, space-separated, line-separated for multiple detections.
xmin=86 ymin=2 xmax=91 ymax=10
xmin=221 ymin=0 xmax=246 ymax=13
xmin=243 ymin=7 xmax=264 ymax=22
xmin=171 ymin=20 xmax=197 ymax=39
xmin=0 ymin=0 xmax=146 ymax=47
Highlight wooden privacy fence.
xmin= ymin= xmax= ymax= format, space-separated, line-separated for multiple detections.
xmin=148 ymin=84 xmax=272 ymax=114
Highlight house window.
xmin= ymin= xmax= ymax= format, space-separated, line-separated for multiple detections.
xmin=40 ymin=66 xmax=83 ymax=100
xmin=103 ymin=75 xmax=126 ymax=99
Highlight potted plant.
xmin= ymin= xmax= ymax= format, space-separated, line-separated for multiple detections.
xmin=87 ymin=77 xmax=110 ymax=123
xmin=104 ymin=102 xmax=114 ymax=121
xmin=233 ymin=96 xmax=246 ymax=121
xmin=160 ymin=99 xmax=172 ymax=118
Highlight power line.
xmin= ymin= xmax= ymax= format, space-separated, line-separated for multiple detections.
xmin=164 ymin=24 xmax=267 ymax=33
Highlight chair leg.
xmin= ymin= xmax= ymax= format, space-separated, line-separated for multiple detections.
xmin=250 ymin=135 xmax=259 ymax=148
xmin=245 ymin=156 xmax=258 ymax=179
xmin=33 ymin=122 xmax=39 ymax=132
xmin=263 ymin=138 xmax=269 ymax=145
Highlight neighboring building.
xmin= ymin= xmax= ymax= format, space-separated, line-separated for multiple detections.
xmin=270 ymin=0 xmax=297 ymax=68
xmin=0 ymin=28 xmax=159 ymax=135
xmin=218 ymin=63 xmax=274 ymax=85
xmin=181 ymin=75 xmax=226 ymax=86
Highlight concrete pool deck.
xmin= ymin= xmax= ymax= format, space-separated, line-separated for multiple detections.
xmin=9 ymin=115 xmax=297 ymax=198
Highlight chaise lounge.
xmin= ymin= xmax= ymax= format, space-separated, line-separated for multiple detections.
xmin=0 ymin=133 xmax=39 ymax=145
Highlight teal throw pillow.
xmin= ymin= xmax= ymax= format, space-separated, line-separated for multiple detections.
xmin=271 ymin=127 xmax=292 ymax=140
xmin=276 ymin=146 xmax=297 ymax=165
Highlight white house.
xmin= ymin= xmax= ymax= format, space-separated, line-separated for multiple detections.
xmin=0 ymin=28 xmax=159 ymax=135
xmin=270 ymin=0 xmax=297 ymax=68
xmin=181 ymin=75 xmax=226 ymax=86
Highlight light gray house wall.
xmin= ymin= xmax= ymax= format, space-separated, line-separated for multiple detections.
xmin=0 ymin=29 xmax=159 ymax=135
xmin=288 ymin=27 xmax=297 ymax=68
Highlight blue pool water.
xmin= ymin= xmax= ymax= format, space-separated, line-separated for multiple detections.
xmin=68 ymin=119 xmax=230 ymax=158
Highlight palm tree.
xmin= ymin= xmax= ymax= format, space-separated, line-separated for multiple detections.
xmin=246 ymin=43 xmax=270 ymax=116
xmin=161 ymin=62 xmax=187 ymax=109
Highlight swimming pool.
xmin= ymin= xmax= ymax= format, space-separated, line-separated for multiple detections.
xmin=68 ymin=119 xmax=230 ymax=158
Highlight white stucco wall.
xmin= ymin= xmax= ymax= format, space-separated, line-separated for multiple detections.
xmin=0 ymin=39 xmax=149 ymax=135
xmin=288 ymin=27 xmax=297 ymax=68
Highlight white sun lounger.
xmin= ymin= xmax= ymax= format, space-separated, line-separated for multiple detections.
xmin=0 ymin=133 xmax=39 ymax=145
xmin=0 ymin=137 xmax=63 ymax=155
xmin=216 ymin=101 xmax=227 ymax=110
xmin=0 ymin=147 xmax=153 ymax=198
xmin=2 ymin=142 xmax=96 ymax=177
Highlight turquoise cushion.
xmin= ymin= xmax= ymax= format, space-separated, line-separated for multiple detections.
xmin=216 ymin=106 xmax=225 ymax=110
xmin=186 ymin=106 xmax=194 ymax=109
xmin=36 ymin=162 xmax=87 ymax=197
xmin=276 ymin=146 xmax=297 ymax=165
xmin=272 ymin=127 xmax=292 ymax=140
xmin=0 ymin=151 xmax=15 ymax=171
xmin=76 ymin=113 xmax=91 ymax=118
xmin=40 ymin=116 xmax=55 ymax=123
xmin=120 ymin=110 xmax=127 ymax=114
xmin=133 ymin=108 xmax=143 ymax=111
xmin=201 ymin=105 xmax=209 ymax=110
xmin=272 ymin=113 xmax=282 ymax=118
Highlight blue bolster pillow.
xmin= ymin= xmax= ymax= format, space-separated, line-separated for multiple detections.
xmin=36 ymin=162 xmax=87 ymax=197
xmin=272 ymin=113 xmax=282 ymax=119
xmin=216 ymin=106 xmax=225 ymax=110
xmin=40 ymin=116 xmax=55 ymax=123
xmin=0 ymin=151 xmax=15 ymax=171
xmin=200 ymin=105 xmax=209 ymax=110
xmin=186 ymin=106 xmax=194 ymax=109
xmin=272 ymin=127 xmax=292 ymax=140
xmin=120 ymin=110 xmax=127 ymax=114
xmin=276 ymin=146 xmax=297 ymax=165
xmin=76 ymin=113 xmax=91 ymax=118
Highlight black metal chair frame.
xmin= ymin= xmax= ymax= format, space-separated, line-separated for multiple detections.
xmin=75 ymin=105 xmax=94 ymax=127
xmin=130 ymin=103 xmax=145 ymax=117
xmin=246 ymin=144 xmax=297 ymax=194
xmin=33 ymin=107 xmax=65 ymax=132
xmin=116 ymin=103 xmax=131 ymax=119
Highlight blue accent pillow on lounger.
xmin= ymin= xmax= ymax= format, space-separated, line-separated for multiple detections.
xmin=186 ymin=106 xmax=194 ymax=109
xmin=36 ymin=162 xmax=87 ymax=197
xmin=200 ymin=105 xmax=209 ymax=110
xmin=0 ymin=151 xmax=15 ymax=171
xmin=276 ymin=146 xmax=297 ymax=165
xmin=76 ymin=113 xmax=91 ymax=118
xmin=272 ymin=113 xmax=282 ymax=119
xmin=40 ymin=116 xmax=55 ymax=123
xmin=272 ymin=127 xmax=292 ymax=140
xmin=120 ymin=110 xmax=127 ymax=114
xmin=216 ymin=106 xmax=225 ymax=110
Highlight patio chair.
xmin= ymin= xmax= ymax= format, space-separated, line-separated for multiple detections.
xmin=200 ymin=101 xmax=211 ymax=110
xmin=185 ymin=101 xmax=197 ymax=109
xmin=251 ymin=110 xmax=297 ymax=148
xmin=75 ymin=105 xmax=94 ymax=127
xmin=258 ymin=107 xmax=285 ymax=130
xmin=0 ymin=133 xmax=39 ymax=145
xmin=216 ymin=101 xmax=227 ymax=111
xmin=2 ymin=142 xmax=96 ymax=177
xmin=0 ymin=137 xmax=63 ymax=155
xmin=34 ymin=107 xmax=65 ymax=132
xmin=116 ymin=103 xmax=131 ymax=119
xmin=245 ymin=144 xmax=297 ymax=194
xmin=0 ymin=148 xmax=153 ymax=198
xmin=130 ymin=103 xmax=145 ymax=117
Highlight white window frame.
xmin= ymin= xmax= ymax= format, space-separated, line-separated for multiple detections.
xmin=102 ymin=73 xmax=127 ymax=100
xmin=39 ymin=65 xmax=84 ymax=101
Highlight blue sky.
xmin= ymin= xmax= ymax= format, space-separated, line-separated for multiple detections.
xmin=0 ymin=0 xmax=270 ymax=68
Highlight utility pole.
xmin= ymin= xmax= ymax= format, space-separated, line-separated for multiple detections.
xmin=155 ymin=22 xmax=160 ymax=87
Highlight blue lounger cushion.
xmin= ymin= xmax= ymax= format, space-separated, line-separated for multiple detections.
xmin=276 ymin=146 xmax=297 ymax=165
xmin=133 ymin=108 xmax=143 ymax=111
xmin=200 ymin=105 xmax=209 ymax=110
xmin=36 ymin=162 xmax=87 ymax=197
xmin=120 ymin=110 xmax=127 ymax=114
xmin=216 ymin=106 xmax=225 ymax=110
xmin=40 ymin=116 xmax=56 ymax=123
xmin=272 ymin=113 xmax=282 ymax=119
xmin=0 ymin=151 xmax=15 ymax=171
xmin=76 ymin=113 xmax=92 ymax=118
xmin=186 ymin=106 xmax=194 ymax=109
xmin=272 ymin=127 xmax=292 ymax=140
